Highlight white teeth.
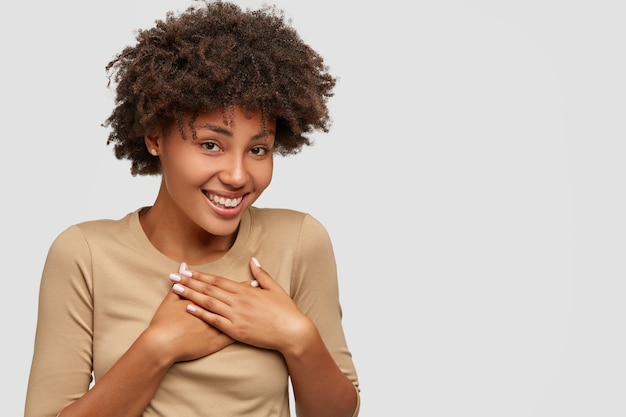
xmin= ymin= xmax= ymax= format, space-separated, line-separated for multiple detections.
xmin=209 ymin=193 xmax=242 ymax=208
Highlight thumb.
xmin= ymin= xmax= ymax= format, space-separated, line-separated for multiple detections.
xmin=249 ymin=257 xmax=273 ymax=289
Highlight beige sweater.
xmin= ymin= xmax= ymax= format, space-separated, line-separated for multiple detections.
xmin=25 ymin=207 xmax=359 ymax=416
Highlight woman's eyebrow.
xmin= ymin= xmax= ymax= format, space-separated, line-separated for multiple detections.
xmin=251 ymin=130 xmax=275 ymax=141
xmin=197 ymin=124 xmax=275 ymax=141
xmin=197 ymin=123 xmax=232 ymax=136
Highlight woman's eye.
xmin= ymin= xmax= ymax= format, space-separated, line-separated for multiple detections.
xmin=250 ymin=146 xmax=269 ymax=156
xmin=201 ymin=142 xmax=221 ymax=152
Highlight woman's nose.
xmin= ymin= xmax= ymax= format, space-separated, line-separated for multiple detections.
xmin=218 ymin=156 xmax=249 ymax=187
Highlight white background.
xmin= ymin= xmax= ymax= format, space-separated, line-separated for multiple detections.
xmin=2 ymin=0 xmax=625 ymax=415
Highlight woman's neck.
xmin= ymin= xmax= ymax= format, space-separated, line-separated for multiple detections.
xmin=139 ymin=205 xmax=237 ymax=266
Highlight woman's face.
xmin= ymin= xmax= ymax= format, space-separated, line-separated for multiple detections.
xmin=153 ymin=106 xmax=275 ymax=237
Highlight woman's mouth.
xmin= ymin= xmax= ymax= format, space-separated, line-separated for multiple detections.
xmin=205 ymin=192 xmax=244 ymax=209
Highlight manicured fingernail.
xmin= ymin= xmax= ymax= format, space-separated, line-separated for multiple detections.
xmin=186 ymin=304 xmax=197 ymax=313
xmin=169 ymin=273 xmax=181 ymax=283
xmin=179 ymin=262 xmax=192 ymax=277
xmin=172 ymin=283 xmax=184 ymax=293
xmin=251 ymin=280 xmax=259 ymax=288
xmin=251 ymin=257 xmax=261 ymax=267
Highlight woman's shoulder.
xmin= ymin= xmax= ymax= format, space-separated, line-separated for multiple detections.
xmin=52 ymin=209 xmax=139 ymax=245
xmin=249 ymin=206 xmax=308 ymax=221
xmin=248 ymin=206 xmax=322 ymax=226
xmin=247 ymin=206 xmax=329 ymax=236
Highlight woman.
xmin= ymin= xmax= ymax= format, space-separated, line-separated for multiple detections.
xmin=24 ymin=1 xmax=360 ymax=416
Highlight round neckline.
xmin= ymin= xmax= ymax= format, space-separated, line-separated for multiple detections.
xmin=129 ymin=206 xmax=251 ymax=273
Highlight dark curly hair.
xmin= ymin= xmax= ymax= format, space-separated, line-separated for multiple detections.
xmin=103 ymin=0 xmax=337 ymax=176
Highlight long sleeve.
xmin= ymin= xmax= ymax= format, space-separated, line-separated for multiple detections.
xmin=25 ymin=226 xmax=95 ymax=417
xmin=290 ymin=214 xmax=360 ymax=407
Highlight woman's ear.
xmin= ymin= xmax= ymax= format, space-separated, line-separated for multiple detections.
xmin=145 ymin=135 xmax=161 ymax=156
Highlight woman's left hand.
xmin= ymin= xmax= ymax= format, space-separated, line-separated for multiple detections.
xmin=170 ymin=258 xmax=314 ymax=353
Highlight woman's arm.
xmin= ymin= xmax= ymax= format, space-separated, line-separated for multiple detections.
xmin=58 ymin=292 xmax=233 ymax=417
xmin=56 ymin=327 xmax=171 ymax=417
xmin=25 ymin=227 xmax=233 ymax=417
xmin=176 ymin=258 xmax=360 ymax=417
xmin=281 ymin=318 xmax=359 ymax=417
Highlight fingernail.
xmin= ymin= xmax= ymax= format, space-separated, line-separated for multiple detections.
xmin=172 ymin=283 xmax=184 ymax=293
xmin=251 ymin=280 xmax=259 ymax=288
xmin=186 ymin=304 xmax=197 ymax=313
xmin=169 ymin=273 xmax=181 ymax=283
xmin=251 ymin=257 xmax=261 ymax=267
xmin=179 ymin=262 xmax=192 ymax=277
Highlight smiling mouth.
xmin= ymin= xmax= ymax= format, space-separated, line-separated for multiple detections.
xmin=205 ymin=192 xmax=244 ymax=208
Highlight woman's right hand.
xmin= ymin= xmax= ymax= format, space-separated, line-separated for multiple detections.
xmin=145 ymin=289 xmax=235 ymax=364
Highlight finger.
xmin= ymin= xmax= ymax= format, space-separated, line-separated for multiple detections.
xmin=170 ymin=279 xmax=229 ymax=304
xmin=186 ymin=269 xmax=245 ymax=294
xmin=249 ymin=257 xmax=275 ymax=289
xmin=186 ymin=303 xmax=231 ymax=333
xmin=169 ymin=273 xmax=183 ymax=283
xmin=178 ymin=262 xmax=192 ymax=277
xmin=172 ymin=282 xmax=233 ymax=315
xmin=173 ymin=270 xmax=259 ymax=293
xmin=248 ymin=258 xmax=262 ymax=288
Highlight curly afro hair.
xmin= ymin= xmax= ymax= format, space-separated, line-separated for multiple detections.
xmin=103 ymin=0 xmax=337 ymax=176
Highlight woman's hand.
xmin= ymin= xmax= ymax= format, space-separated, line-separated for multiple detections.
xmin=145 ymin=283 xmax=235 ymax=365
xmin=169 ymin=258 xmax=313 ymax=354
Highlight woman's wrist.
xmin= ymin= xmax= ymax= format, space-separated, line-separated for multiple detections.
xmin=279 ymin=316 xmax=319 ymax=359
xmin=136 ymin=328 xmax=179 ymax=369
